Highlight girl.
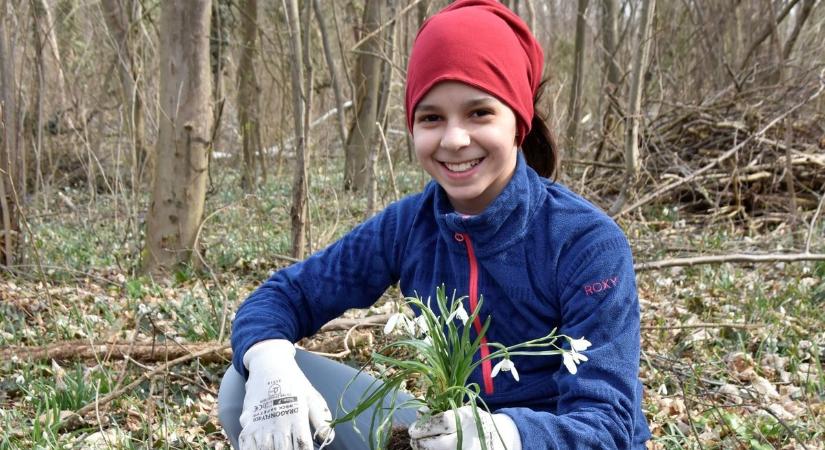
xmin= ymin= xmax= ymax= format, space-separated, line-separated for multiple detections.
xmin=218 ymin=1 xmax=651 ymax=449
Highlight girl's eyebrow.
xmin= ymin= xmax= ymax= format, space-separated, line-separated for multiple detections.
xmin=416 ymin=97 xmax=496 ymax=113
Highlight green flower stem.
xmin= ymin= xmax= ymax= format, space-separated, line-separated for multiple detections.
xmin=328 ymin=285 xmax=580 ymax=449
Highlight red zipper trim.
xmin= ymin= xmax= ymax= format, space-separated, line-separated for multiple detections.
xmin=455 ymin=232 xmax=494 ymax=395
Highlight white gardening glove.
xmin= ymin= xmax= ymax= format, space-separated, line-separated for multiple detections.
xmin=408 ymin=405 xmax=521 ymax=450
xmin=239 ymin=339 xmax=334 ymax=450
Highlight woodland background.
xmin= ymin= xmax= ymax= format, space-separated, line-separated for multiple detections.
xmin=1 ymin=0 xmax=824 ymax=448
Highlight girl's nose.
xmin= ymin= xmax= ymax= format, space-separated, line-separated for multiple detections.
xmin=440 ymin=123 xmax=471 ymax=150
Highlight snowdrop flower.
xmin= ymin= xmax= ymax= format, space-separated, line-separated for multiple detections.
xmin=561 ymin=337 xmax=591 ymax=374
xmin=569 ymin=337 xmax=591 ymax=353
xmin=491 ymin=358 xmax=519 ymax=382
xmin=403 ymin=316 xmax=418 ymax=335
xmin=414 ymin=315 xmax=430 ymax=336
xmin=562 ymin=349 xmax=589 ymax=375
xmin=385 ymin=313 xmax=420 ymax=336
xmin=447 ymin=302 xmax=469 ymax=325
xmin=384 ymin=313 xmax=408 ymax=335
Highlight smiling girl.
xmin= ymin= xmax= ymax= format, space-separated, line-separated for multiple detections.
xmin=218 ymin=1 xmax=650 ymax=449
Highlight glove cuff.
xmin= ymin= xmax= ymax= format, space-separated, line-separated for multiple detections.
xmin=243 ymin=339 xmax=296 ymax=370
xmin=493 ymin=413 xmax=522 ymax=450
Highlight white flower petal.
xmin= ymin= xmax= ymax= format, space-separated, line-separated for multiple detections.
xmin=570 ymin=337 xmax=592 ymax=352
xmin=510 ymin=364 xmax=520 ymax=382
xmin=491 ymin=360 xmax=503 ymax=378
xmin=384 ymin=314 xmax=402 ymax=334
xmin=454 ymin=303 xmax=469 ymax=324
xmin=491 ymin=358 xmax=519 ymax=381
xmin=562 ymin=352 xmax=578 ymax=375
xmin=414 ymin=315 xmax=429 ymax=335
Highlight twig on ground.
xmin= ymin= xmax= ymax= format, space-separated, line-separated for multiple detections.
xmin=57 ymin=343 xmax=229 ymax=431
xmin=642 ymin=322 xmax=765 ymax=331
xmin=273 ymin=253 xmax=301 ymax=263
xmin=1 ymin=315 xmax=393 ymax=363
xmin=635 ymin=252 xmax=825 ymax=271
xmin=1 ymin=264 xmax=122 ymax=285
xmin=1 ymin=340 xmax=232 ymax=364
xmin=319 ymin=313 xmax=392 ymax=332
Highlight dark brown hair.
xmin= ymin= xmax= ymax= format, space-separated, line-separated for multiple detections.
xmin=520 ymin=79 xmax=558 ymax=179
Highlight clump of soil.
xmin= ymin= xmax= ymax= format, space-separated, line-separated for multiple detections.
xmin=386 ymin=425 xmax=412 ymax=450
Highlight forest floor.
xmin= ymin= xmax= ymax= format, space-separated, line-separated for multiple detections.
xmin=1 ymin=159 xmax=823 ymax=449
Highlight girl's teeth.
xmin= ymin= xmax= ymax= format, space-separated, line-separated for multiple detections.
xmin=444 ymin=159 xmax=481 ymax=172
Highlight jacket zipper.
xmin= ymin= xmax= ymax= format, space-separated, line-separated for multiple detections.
xmin=455 ymin=232 xmax=494 ymax=395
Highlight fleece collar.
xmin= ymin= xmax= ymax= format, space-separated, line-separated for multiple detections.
xmin=432 ymin=152 xmax=547 ymax=257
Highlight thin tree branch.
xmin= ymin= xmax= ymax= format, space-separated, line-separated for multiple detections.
xmin=739 ymin=0 xmax=801 ymax=70
xmin=635 ymin=252 xmax=825 ymax=272
xmin=642 ymin=322 xmax=766 ymax=331
xmin=57 ymin=343 xmax=229 ymax=431
xmin=350 ymin=0 xmax=423 ymax=51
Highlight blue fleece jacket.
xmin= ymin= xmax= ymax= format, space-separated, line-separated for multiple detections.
xmin=231 ymin=153 xmax=651 ymax=448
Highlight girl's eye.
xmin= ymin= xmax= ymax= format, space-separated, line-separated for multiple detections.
xmin=418 ymin=114 xmax=441 ymax=123
xmin=472 ymin=109 xmax=493 ymax=118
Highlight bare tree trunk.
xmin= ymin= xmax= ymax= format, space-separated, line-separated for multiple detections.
xmin=142 ymin=0 xmax=213 ymax=275
xmin=238 ymin=0 xmax=261 ymax=191
xmin=545 ymin=0 xmax=559 ymax=44
xmin=30 ymin=0 xmax=71 ymax=199
xmin=301 ymin=0 xmax=314 ymax=255
xmin=344 ymin=0 xmax=384 ymax=191
xmin=313 ymin=0 xmax=348 ymax=150
xmin=566 ymin=0 xmax=589 ymax=151
xmin=524 ymin=0 xmax=536 ymax=33
xmin=284 ymin=0 xmax=309 ymax=259
xmin=30 ymin=0 xmax=69 ymax=126
xmin=211 ymin=0 xmax=229 ymax=169
xmin=782 ymin=0 xmax=816 ymax=61
xmin=0 ymin=5 xmax=21 ymax=266
xmin=101 ymin=0 xmax=147 ymax=192
xmin=375 ymin=0 xmax=397 ymax=130
xmin=598 ymin=0 xmax=622 ymax=158
xmin=623 ymin=0 xmax=655 ymax=179
xmin=732 ymin=0 xmax=743 ymax=65
xmin=601 ymin=0 xmax=621 ymax=90
xmin=417 ymin=0 xmax=429 ymax=27
xmin=365 ymin=128 xmax=378 ymax=218
xmin=738 ymin=0 xmax=801 ymax=71
xmin=766 ymin=0 xmax=784 ymax=83
xmin=608 ymin=0 xmax=655 ymax=216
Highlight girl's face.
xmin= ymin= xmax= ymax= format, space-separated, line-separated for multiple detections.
xmin=412 ymin=82 xmax=519 ymax=215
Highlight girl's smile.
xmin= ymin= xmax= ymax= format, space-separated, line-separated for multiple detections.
xmin=412 ymin=81 xmax=519 ymax=215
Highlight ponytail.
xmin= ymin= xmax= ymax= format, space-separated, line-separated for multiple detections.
xmin=521 ymin=79 xmax=558 ymax=179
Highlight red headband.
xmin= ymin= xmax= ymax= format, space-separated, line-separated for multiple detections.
xmin=405 ymin=0 xmax=544 ymax=146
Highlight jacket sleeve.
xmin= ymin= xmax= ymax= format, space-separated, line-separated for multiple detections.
xmin=499 ymin=232 xmax=642 ymax=449
xmin=230 ymin=200 xmax=412 ymax=379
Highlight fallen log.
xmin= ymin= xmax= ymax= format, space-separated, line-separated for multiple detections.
xmin=0 ymin=314 xmax=393 ymax=364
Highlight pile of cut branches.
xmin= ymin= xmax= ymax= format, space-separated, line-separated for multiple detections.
xmin=591 ymin=70 xmax=825 ymax=223
xmin=648 ymin=110 xmax=821 ymax=216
